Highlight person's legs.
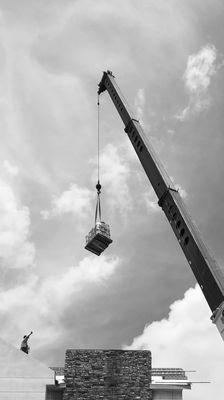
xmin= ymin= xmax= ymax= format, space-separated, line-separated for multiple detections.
xmin=21 ymin=347 xmax=28 ymax=354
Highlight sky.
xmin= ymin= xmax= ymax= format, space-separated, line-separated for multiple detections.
xmin=0 ymin=0 xmax=224 ymax=399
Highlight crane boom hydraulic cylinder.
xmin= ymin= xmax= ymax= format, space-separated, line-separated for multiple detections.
xmin=98 ymin=70 xmax=224 ymax=341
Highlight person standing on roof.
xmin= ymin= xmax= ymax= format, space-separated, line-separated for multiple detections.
xmin=20 ymin=331 xmax=33 ymax=354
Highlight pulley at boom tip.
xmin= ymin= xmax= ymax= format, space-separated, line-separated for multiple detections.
xmin=98 ymin=70 xmax=115 ymax=95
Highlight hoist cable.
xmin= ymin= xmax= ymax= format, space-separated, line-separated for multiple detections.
xmin=97 ymin=93 xmax=100 ymax=183
xmin=95 ymin=94 xmax=102 ymax=224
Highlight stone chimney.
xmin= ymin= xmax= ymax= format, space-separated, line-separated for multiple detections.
xmin=63 ymin=349 xmax=152 ymax=399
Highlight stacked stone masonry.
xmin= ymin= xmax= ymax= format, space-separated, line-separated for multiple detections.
xmin=63 ymin=349 xmax=152 ymax=400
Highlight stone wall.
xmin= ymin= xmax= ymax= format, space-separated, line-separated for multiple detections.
xmin=63 ymin=349 xmax=152 ymax=400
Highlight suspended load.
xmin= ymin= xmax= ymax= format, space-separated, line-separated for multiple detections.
xmin=85 ymin=182 xmax=113 ymax=256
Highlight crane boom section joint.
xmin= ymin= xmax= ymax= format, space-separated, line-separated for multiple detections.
xmin=158 ymin=187 xmax=179 ymax=208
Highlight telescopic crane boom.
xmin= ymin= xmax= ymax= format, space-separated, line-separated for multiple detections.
xmin=98 ymin=70 xmax=224 ymax=341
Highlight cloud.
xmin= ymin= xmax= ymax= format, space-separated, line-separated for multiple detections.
xmin=185 ymin=45 xmax=217 ymax=92
xmin=142 ymin=187 xmax=160 ymax=213
xmin=170 ymin=176 xmax=188 ymax=199
xmin=0 ymin=254 xmax=120 ymax=352
xmin=30 ymin=0 xmax=195 ymax=81
xmin=124 ymin=284 xmax=224 ymax=400
xmin=92 ymin=143 xmax=132 ymax=217
xmin=3 ymin=160 xmax=19 ymax=176
xmin=41 ymin=183 xmax=94 ymax=220
xmin=0 ymin=177 xmax=35 ymax=269
xmin=176 ymin=44 xmax=219 ymax=121
xmin=134 ymin=88 xmax=145 ymax=123
xmin=177 ymin=186 xmax=187 ymax=199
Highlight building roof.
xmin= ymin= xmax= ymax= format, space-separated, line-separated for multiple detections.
xmin=150 ymin=368 xmax=191 ymax=390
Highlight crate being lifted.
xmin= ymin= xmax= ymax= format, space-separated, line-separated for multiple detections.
xmin=85 ymin=181 xmax=113 ymax=256
xmin=85 ymin=221 xmax=113 ymax=256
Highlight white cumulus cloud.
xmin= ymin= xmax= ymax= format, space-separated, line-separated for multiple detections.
xmin=142 ymin=187 xmax=159 ymax=213
xmin=124 ymin=284 xmax=224 ymax=400
xmin=176 ymin=44 xmax=218 ymax=121
xmin=134 ymin=88 xmax=145 ymax=123
xmin=41 ymin=183 xmax=94 ymax=220
xmin=3 ymin=160 xmax=19 ymax=176
xmin=0 ymin=254 xmax=120 ymax=350
xmin=170 ymin=176 xmax=188 ymax=199
xmin=0 ymin=178 xmax=35 ymax=269
xmin=94 ymin=143 xmax=132 ymax=217
xmin=184 ymin=45 xmax=217 ymax=92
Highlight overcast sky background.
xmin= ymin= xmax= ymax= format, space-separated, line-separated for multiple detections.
xmin=0 ymin=0 xmax=224 ymax=399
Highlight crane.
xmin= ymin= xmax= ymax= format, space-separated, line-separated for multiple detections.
xmin=98 ymin=70 xmax=224 ymax=341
